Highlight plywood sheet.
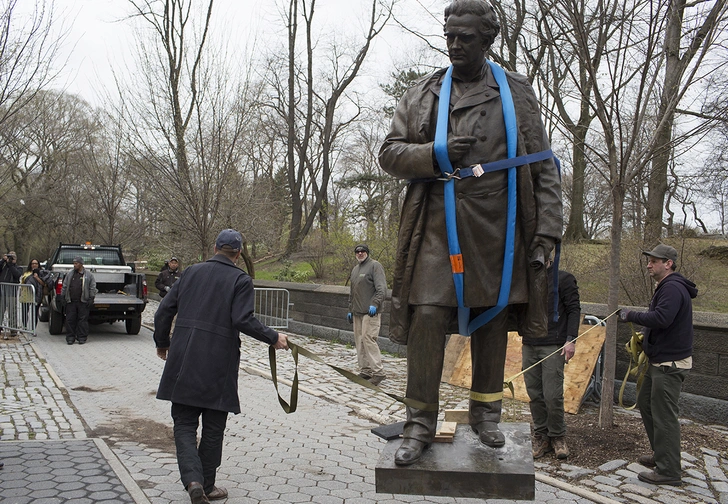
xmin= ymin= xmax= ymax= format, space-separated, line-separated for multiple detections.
xmin=441 ymin=324 xmax=606 ymax=414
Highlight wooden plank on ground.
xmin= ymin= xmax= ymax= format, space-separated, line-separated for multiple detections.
xmin=443 ymin=409 xmax=469 ymax=424
xmin=441 ymin=324 xmax=606 ymax=414
xmin=434 ymin=421 xmax=457 ymax=442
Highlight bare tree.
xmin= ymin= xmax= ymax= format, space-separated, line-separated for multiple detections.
xmin=266 ymin=0 xmax=393 ymax=256
xmin=644 ymin=0 xmax=728 ymax=245
xmin=122 ymin=0 xmax=261 ymax=261
xmin=0 ymin=0 xmax=65 ymax=197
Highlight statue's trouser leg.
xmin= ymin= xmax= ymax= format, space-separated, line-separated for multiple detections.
xmin=469 ymin=308 xmax=509 ymax=446
xmin=402 ymin=304 xmax=454 ymax=443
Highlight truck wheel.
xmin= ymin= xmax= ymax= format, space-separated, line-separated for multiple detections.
xmin=126 ymin=314 xmax=142 ymax=335
xmin=49 ymin=309 xmax=64 ymax=335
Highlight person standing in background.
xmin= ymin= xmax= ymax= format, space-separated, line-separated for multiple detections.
xmin=347 ymin=244 xmax=388 ymax=386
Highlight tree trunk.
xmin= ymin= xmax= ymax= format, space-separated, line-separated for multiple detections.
xmin=599 ymin=182 xmax=625 ymax=429
xmin=564 ymin=125 xmax=590 ymax=241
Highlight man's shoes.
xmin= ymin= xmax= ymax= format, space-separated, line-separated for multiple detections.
xmin=532 ymin=435 xmax=552 ymax=459
xmin=638 ymin=469 xmax=682 ymax=486
xmin=638 ymin=454 xmax=656 ymax=467
xmin=205 ymin=486 xmax=228 ymax=501
xmin=471 ymin=421 xmax=505 ymax=447
xmin=187 ymin=481 xmax=210 ymax=503
xmin=66 ymin=339 xmax=74 ymax=345
xmin=78 ymin=340 xmax=86 ymax=345
xmin=552 ymin=436 xmax=569 ymax=459
xmin=357 ymin=372 xmax=372 ymax=380
xmin=394 ymin=438 xmax=430 ymax=466
xmin=369 ymin=374 xmax=386 ymax=386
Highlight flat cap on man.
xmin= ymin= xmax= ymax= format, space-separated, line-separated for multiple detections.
xmin=215 ymin=229 xmax=243 ymax=251
xmin=354 ymin=244 xmax=370 ymax=254
xmin=72 ymin=256 xmax=84 ymax=264
xmin=642 ymin=244 xmax=678 ymax=263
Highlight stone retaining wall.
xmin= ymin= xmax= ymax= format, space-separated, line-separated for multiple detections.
xmin=254 ymin=279 xmax=728 ymax=425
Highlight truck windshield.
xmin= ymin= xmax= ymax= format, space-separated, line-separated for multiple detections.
xmin=58 ymin=249 xmax=122 ymax=266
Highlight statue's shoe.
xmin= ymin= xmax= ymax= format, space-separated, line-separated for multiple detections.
xmin=394 ymin=438 xmax=430 ymax=465
xmin=472 ymin=421 xmax=505 ymax=447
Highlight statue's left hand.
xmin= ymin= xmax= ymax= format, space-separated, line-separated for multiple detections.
xmin=528 ymin=235 xmax=555 ymax=265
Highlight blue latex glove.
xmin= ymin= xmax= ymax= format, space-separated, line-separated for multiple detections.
xmin=347 ymin=312 xmax=353 ymax=324
xmin=368 ymin=305 xmax=377 ymax=316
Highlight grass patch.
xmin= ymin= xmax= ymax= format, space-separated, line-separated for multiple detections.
xmin=252 ymin=237 xmax=728 ymax=313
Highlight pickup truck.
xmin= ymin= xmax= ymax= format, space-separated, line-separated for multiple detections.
xmin=46 ymin=243 xmax=148 ymax=335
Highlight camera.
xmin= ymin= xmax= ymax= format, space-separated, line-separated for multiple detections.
xmin=7 ymin=254 xmax=15 ymax=262
xmin=33 ymin=268 xmax=40 ymax=275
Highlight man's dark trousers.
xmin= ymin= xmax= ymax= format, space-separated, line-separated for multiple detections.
xmin=65 ymin=300 xmax=90 ymax=343
xmin=522 ymin=344 xmax=566 ymax=438
xmin=637 ymin=363 xmax=688 ymax=478
xmin=172 ymin=403 xmax=228 ymax=494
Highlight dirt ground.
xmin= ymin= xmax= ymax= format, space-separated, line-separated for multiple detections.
xmin=530 ymin=401 xmax=728 ymax=469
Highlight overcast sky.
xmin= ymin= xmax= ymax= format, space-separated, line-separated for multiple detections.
xmin=54 ymin=0 xmax=446 ymax=105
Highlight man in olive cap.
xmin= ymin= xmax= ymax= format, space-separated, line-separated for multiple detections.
xmin=619 ymin=244 xmax=698 ymax=486
xmin=347 ymin=244 xmax=387 ymax=385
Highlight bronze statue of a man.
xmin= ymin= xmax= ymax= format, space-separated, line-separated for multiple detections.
xmin=379 ymin=0 xmax=562 ymax=465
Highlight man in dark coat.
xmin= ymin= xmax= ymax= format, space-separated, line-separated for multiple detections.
xmin=155 ymin=256 xmax=181 ymax=298
xmin=379 ymin=0 xmax=562 ymax=465
xmin=619 ymin=244 xmax=697 ymax=487
xmin=523 ymin=263 xmax=580 ymax=460
xmin=154 ymin=229 xmax=289 ymax=504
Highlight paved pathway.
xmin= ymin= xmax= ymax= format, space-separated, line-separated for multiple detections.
xmin=0 ymin=303 xmax=726 ymax=504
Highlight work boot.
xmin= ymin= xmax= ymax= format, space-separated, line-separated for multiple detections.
xmin=369 ymin=374 xmax=386 ymax=386
xmin=552 ymin=436 xmax=569 ymax=459
xmin=638 ymin=453 xmax=656 ymax=467
xmin=357 ymin=372 xmax=372 ymax=380
xmin=187 ymin=482 xmax=210 ymax=503
xmin=394 ymin=407 xmax=437 ymax=466
xmin=638 ymin=469 xmax=682 ymax=486
xmin=532 ymin=434 xmax=552 ymax=459
xmin=469 ymin=399 xmax=505 ymax=447
xmin=205 ymin=486 xmax=228 ymax=501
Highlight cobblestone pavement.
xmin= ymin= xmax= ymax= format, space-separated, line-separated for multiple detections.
xmin=0 ymin=300 xmax=725 ymax=504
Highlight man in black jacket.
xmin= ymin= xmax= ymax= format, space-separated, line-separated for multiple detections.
xmin=619 ymin=244 xmax=698 ymax=487
xmin=522 ymin=262 xmax=580 ymax=460
xmin=1 ymin=252 xmax=23 ymax=338
xmin=154 ymin=229 xmax=289 ymax=504
xmin=155 ymin=256 xmax=180 ymax=298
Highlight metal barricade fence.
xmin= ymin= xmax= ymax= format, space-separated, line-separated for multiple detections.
xmin=1 ymin=282 xmax=37 ymax=337
xmin=254 ymin=288 xmax=290 ymax=329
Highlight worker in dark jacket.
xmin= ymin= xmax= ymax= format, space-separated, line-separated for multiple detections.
xmin=522 ymin=263 xmax=580 ymax=460
xmin=619 ymin=243 xmax=698 ymax=487
xmin=154 ymin=229 xmax=289 ymax=504
xmin=155 ymin=256 xmax=181 ymax=298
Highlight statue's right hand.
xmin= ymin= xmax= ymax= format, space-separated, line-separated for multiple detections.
xmin=447 ymin=136 xmax=477 ymax=164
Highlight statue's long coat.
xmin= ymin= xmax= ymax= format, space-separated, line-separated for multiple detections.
xmin=379 ymin=65 xmax=563 ymax=344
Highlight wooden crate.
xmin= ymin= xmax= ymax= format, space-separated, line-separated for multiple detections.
xmin=441 ymin=324 xmax=606 ymax=414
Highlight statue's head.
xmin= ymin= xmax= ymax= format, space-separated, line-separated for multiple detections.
xmin=444 ymin=0 xmax=500 ymax=71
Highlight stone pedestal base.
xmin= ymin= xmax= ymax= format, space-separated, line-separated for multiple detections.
xmin=375 ymin=422 xmax=534 ymax=500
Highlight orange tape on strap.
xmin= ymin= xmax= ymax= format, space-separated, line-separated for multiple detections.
xmin=450 ymin=254 xmax=464 ymax=274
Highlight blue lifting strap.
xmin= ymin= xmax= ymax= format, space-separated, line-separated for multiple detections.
xmin=433 ymin=61 xmax=518 ymax=336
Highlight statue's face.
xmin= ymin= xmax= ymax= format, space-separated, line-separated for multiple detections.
xmin=445 ymin=14 xmax=486 ymax=73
